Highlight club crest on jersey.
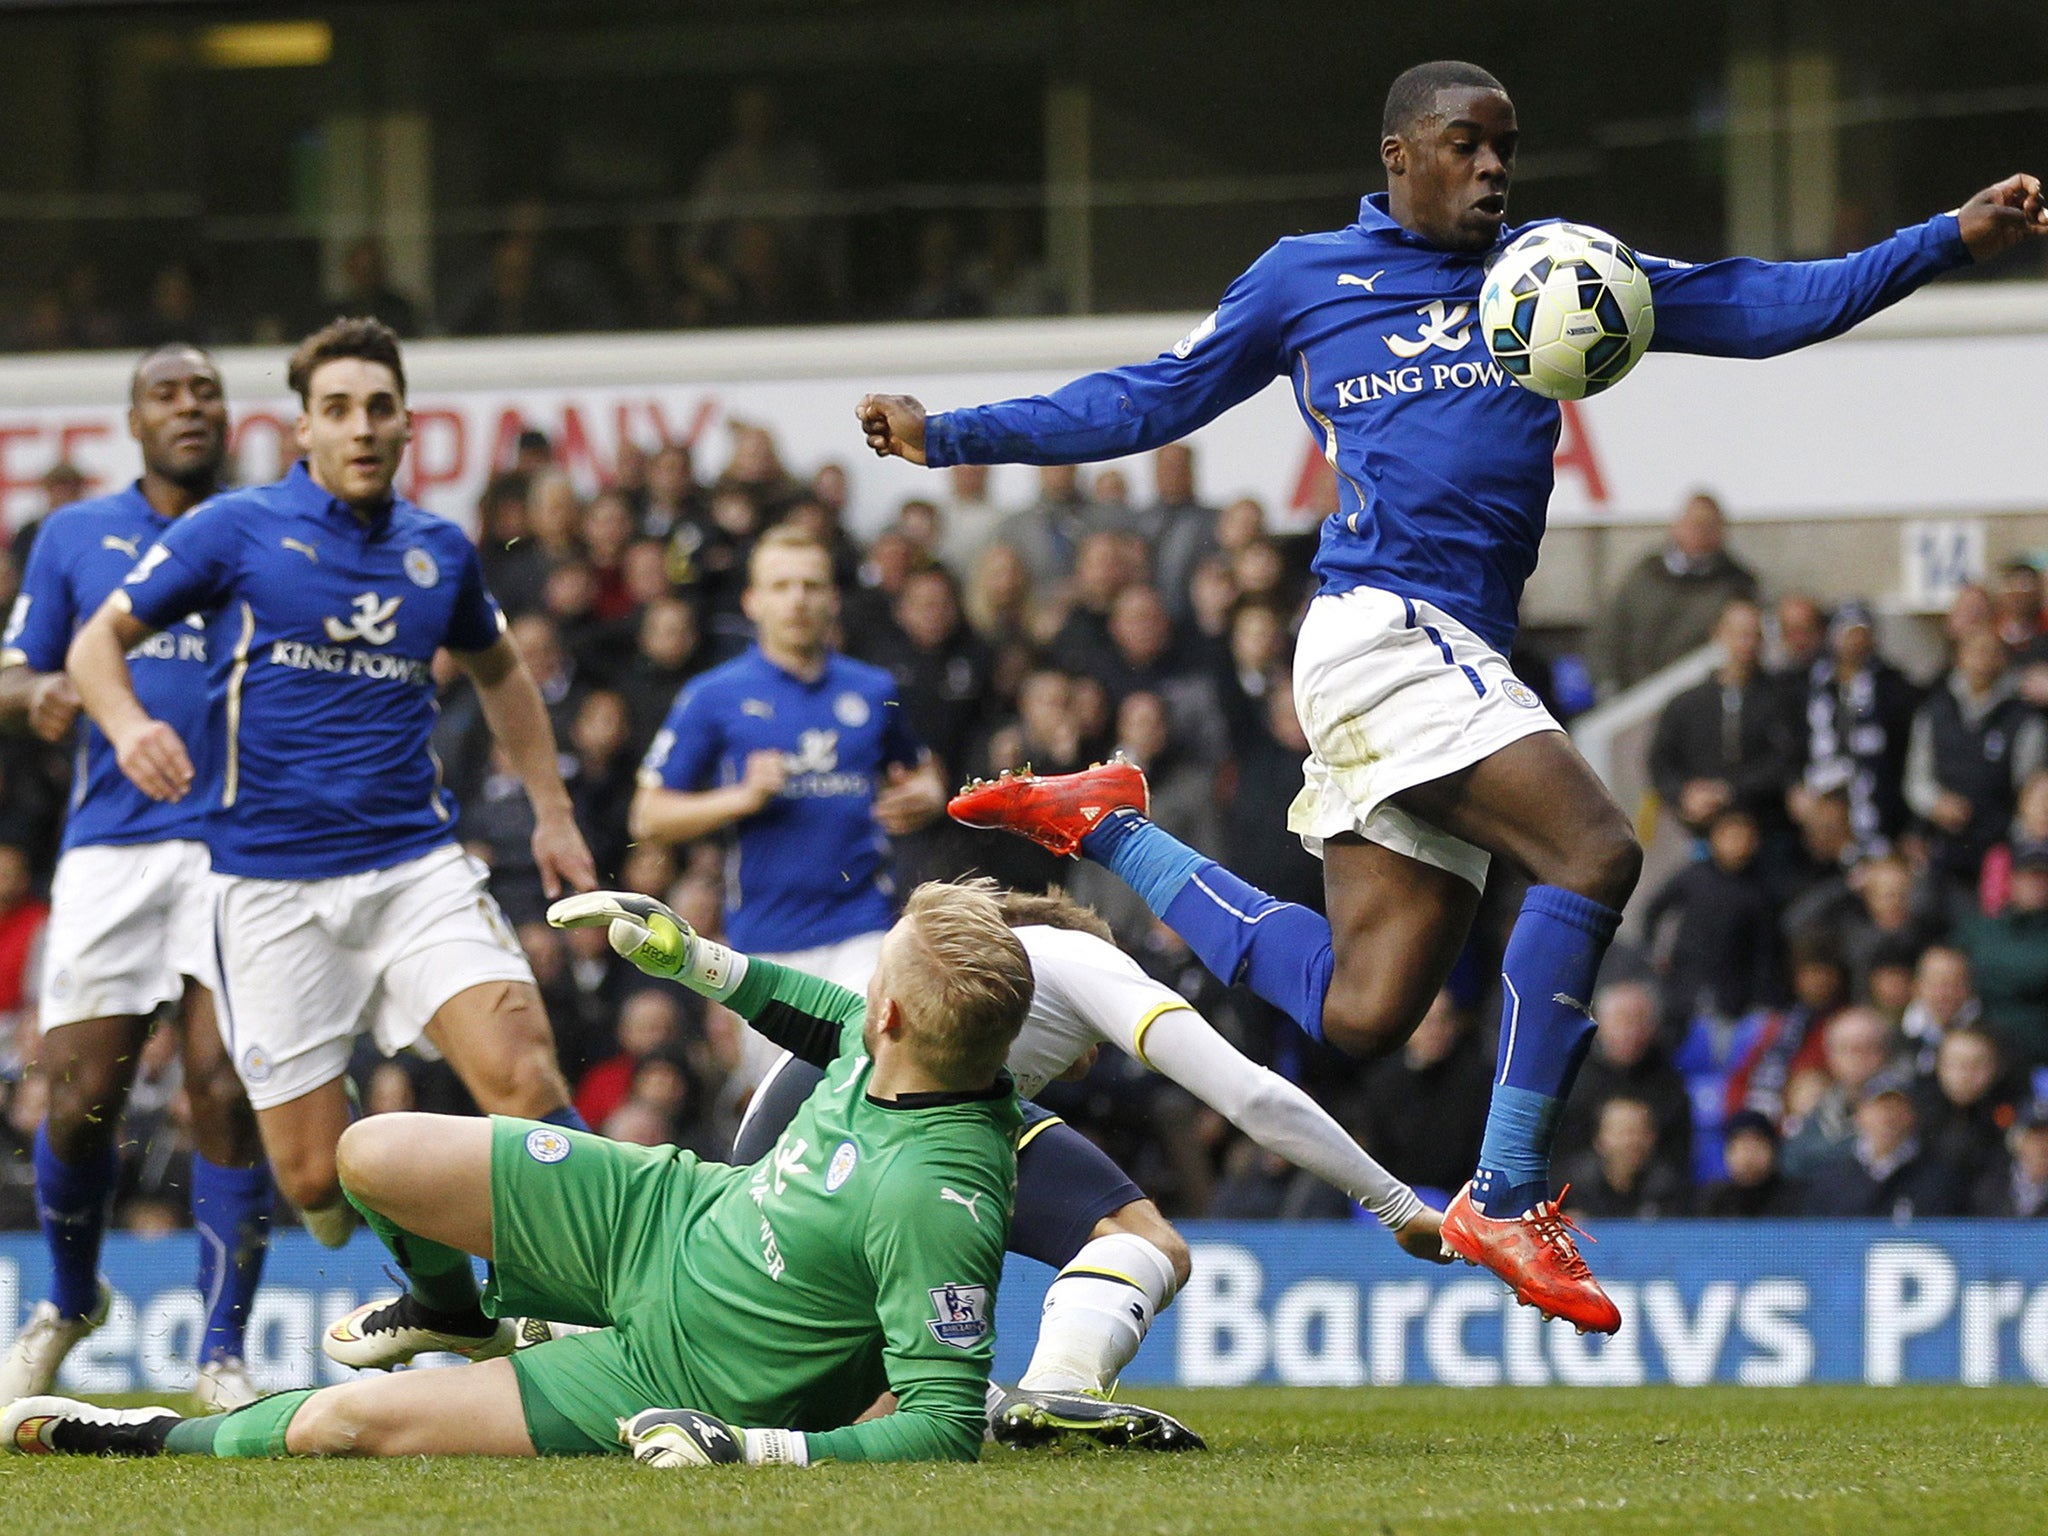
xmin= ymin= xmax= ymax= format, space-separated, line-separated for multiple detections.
xmin=403 ymin=548 xmax=439 ymax=589
xmin=240 ymin=1045 xmax=273 ymax=1085
xmin=324 ymin=592 xmax=403 ymax=646
xmin=825 ymin=1140 xmax=859 ymax=1192
xmin=524 ymin=1128 xmax=571 ymax=1164
xmin=786 ymin=729 xmax=839 ymax=776
xmin=1502 ymin=678 xmax=1542 ymax=709
xmin=927 ymin=1284 xmax=991 ymax=1349
xmin=833 ymin=691 xmax=871 ymax=728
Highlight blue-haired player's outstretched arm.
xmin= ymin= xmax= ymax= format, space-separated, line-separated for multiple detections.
xmin=871 ymin=61 xmax=2046 ymax=1334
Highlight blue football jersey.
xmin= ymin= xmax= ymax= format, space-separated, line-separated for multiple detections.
xmin=926 ymin=195 xmax=1970 ymax=653
xmin=639 ymin=646 xmax=924 ymax=952
xmin=2 ymin=484 xmax=216 ymax=853
xmin=118 ymin=460 xmax=505 ymax=880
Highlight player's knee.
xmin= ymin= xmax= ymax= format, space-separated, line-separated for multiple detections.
xmin=1151 ymin=1224 xmax=1192 ymax=1292
xmin=467 ymin=1043 xmax=570 ymax=1119
xmin=1319 ymin=975 xmax=1421 ymax=1060
xmin=1554 ymin=820 xmax=1642 ymax=910
xmin=184 ymin=1059 xmax=261 ymax=1162
xmin=1093 ymin=1203 xmax=1192 ymax=1292
xmin=286 ymin=1384 xmax=373 ymax=1456
xmin=266 ymin=1122 xmax=350 ymax=1213
xmin=41 ymin=1086 xmax=123 ymax=1163
xmin=454 ymin=987 xmax=570 ymax=1117
xmin=333 ymin=1116 xmax=411 ymax=1206
xmin=39 ymin=1056 xmax=130 ymax=1163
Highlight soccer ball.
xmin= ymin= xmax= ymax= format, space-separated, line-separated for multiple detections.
xmin=1479 ymin=222 xmax=1654 ymax=401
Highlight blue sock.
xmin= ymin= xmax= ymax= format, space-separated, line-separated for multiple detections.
xmin=540 ymin=1104 xmax=590 ymax=1134
xmin=1083 ymin=810 xmax=1335 ymax=1045
xmin=190 ymin=1156 xmax=272 ymax=1365
xmin=32 ymin=1127 xmax=116 ymax=1321
xmin=1472 ymin=885 xmax=1622 ymax=1216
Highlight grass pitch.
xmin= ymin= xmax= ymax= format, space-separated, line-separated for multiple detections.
xmin=3 ymin=1386 xmax=2044 ymax=1536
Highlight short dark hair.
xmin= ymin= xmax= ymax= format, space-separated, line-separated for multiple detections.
xmin=129 ymin=342 xmax=217 ymax=405
xmin=1382 ymin=60 xmax=1506 ymax=139
xmin=288 ymin=316 xmax=405 ymax=406
xmin=994 ymin=885 xmax=1116 ymax=945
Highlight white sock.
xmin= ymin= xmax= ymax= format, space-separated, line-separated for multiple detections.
xmin=1019 ymin=1233 xmax=1180 ymax=1392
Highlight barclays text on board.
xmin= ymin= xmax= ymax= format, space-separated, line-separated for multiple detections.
xmin=1 ymin=1222 xmax=2044 ymax=1393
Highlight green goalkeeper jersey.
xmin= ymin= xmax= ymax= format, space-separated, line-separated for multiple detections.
xmin=673 ymin=959 xmax=1020 ymax=1463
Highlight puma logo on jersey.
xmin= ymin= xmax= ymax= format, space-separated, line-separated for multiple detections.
xmin=940 ymin=1188 xmax=983 ymax=1223
xmin=1383 ymin=299 xmax=1474 ymax=359
xmin=100 ymin=535 xmax=140 ymax=558
xmin=281 ymin=538 xmax=320 ymax=563
xmin=324 ymin=592 xmax=403 ymax=646
xmin=1337 ymin=270 xmax=1385 ymax=291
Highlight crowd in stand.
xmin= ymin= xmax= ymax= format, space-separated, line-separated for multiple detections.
xmin=1563 ymin=495 xmax=2048 ymax=1221
xmin=2 ymin=423 xmax=2047 ymax=1233
xmin=1 ymin=89 xmax=1065 ymax=354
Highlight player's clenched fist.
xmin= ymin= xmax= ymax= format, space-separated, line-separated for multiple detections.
xmin=1957 ymin=173 xmax=2048 ymax=261
xmin=739 ymin=746 xmax=789 ymax=810
xmin=110 ymin=717 xmax=194 ymax=802
xmin=854 ymin=394 xmax=929 ymax=465
xmin=26 ymin=673 xmax=81 ymax=743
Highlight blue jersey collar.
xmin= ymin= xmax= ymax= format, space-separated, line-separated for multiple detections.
xmin=279 ymin=458 xmax=400 ymax=529
xmin=1355 ymin=192 xmax=1507 ymax=259
xmin=113 ymin=480 xmax=172 ymax=527
xmin=746 ymin=642 xmax=834 ymax=689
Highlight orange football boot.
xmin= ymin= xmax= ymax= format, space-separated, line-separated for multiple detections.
xmin=1439 ymin=1182 xmax=1622 ymax=1334
xmin=947 ymin=755 xmax=1150 ymax=857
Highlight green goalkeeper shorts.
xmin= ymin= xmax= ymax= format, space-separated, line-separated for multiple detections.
xmin=483 ymin=1116 xmax=734 ymax=1455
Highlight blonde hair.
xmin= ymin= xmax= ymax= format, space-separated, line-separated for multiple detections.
xmin=746 ymin=524 xmax=832 ymax=586
xmin=887 ymin=878 xmax=1035 ymax=1086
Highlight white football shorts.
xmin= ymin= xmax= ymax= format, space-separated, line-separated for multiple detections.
xmin=210 ymin=842 xmax=535 ymax=1110
xmin=1288 ymin=585 xmax=1565 ymax=892
xmin=39 ymin=839 xmax=216 ymax=1031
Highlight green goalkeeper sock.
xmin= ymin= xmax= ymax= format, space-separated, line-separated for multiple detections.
xmin=343 ymin=1184 xmax=484 ymax=1318
xmin=164 ymin=1389 xmax=318 ymax=1457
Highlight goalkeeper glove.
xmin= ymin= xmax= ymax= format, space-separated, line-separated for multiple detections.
xmin=546 ymin=891 xmax=746 ymax=999
xmin=619 ymin=1407 xmax=807 ymax=1467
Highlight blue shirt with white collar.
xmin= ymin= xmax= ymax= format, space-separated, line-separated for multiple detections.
xmin=3 ymin=483 xmax=216 ymax=853
xmin=640 ymin=645 xmax=923 ymax=952
xmin=118 ymin=460 xmax=505 ymax=880
xmin=926 ymin=194 xmax=1970 ymax=653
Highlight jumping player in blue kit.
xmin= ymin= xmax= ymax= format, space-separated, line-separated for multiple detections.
xmin=65 ymin=321 xmax=600 ymax=1337
xmin=0 ymin=346 xmax=271 ymax=1411
xmin=631 ymin=524 xmax=946 ymax=1097
xmin=861 ymin=61 xmax=2048 ymax=1330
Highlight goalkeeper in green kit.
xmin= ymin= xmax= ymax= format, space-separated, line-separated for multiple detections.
xmin=2 ymin=880 xmax=1034 ymax=1467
